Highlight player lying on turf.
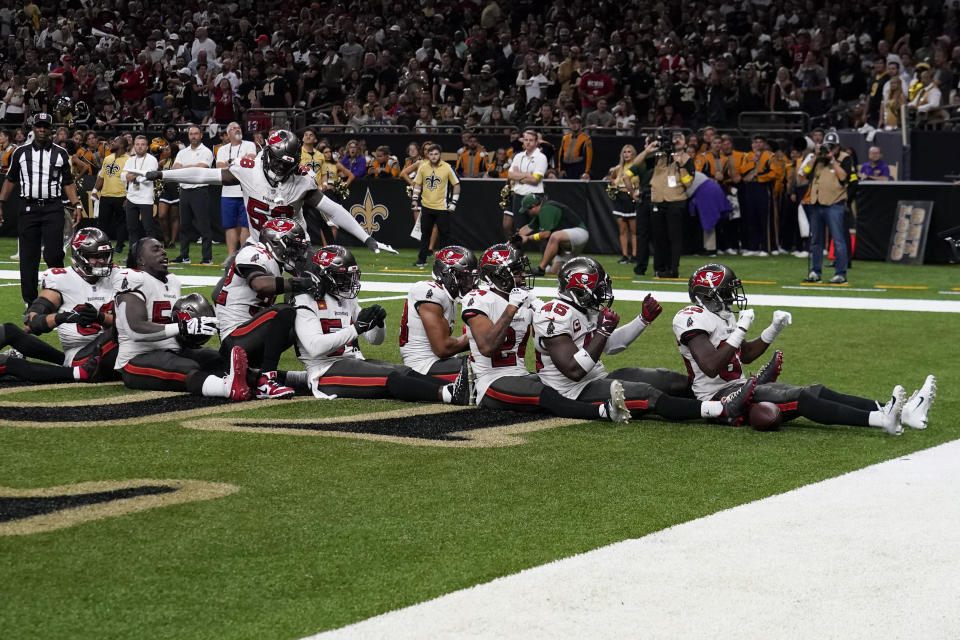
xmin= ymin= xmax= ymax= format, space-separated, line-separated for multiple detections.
xmin=141 ymin=130 xmax=396 ymax=254
xmin=114 ymin=238 xmax=251 ymax=400
xmin=0 ymin=228 xmax=118 ymax=383
xmin=533 ymin=256 xmax=754 ymax=424
xmin=674 ymin=263 xmax=936 ymax=434
xmin=398 ymin=245 xmax=477 ymax=382
xmin=460 ymin=243 xmax=631 ymax=422
xmin=292 ymin=245 xmax=470 ymax=404
xmin=212 ymin=217 xmax=320 ymax=399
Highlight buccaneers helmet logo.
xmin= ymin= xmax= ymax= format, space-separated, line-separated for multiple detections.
xmin=480 ymin=250 xmax=510 ymax=266
xmin=693 ymin=270 xmax=722 ymax=288
xmin=313 ymin=251 xmax=336 ymax=267
xmin=70 ymin=232 xmax=89 ymax=249
xmin=568 ymin=272 xmax=599 ymax=290
xmin=436 ymin=249 xmax=465 ymax=265
xmin=263 ymin=218 xmax=295 ymax=233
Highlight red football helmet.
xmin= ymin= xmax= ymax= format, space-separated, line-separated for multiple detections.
xmin=433 ymin=245 xmax=479 ymax=299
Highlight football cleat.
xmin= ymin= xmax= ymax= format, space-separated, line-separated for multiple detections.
xmin=721 ymin=377 xmax=757 ymax=426
xmin=803 ymin=271 xmax=821 ymax=283
xmin=756 ymin=350 xmax=783 ymax=385
xmin=74 ymin=353 xmax=103 ymax=382
xmin=449 ymin=356 xmax=475 ymax=406
xmin=225 ymin=346 xmax=251 ymax=401
xmin=880 ymin=385 xmax=906 ymax=435
xmin=902 ymin=375 xmax=936 ymax=430
xmin=605 ymin=379 xmax=631 ymax=424
xmin=256 ymin=370 xmax=295 ymax=399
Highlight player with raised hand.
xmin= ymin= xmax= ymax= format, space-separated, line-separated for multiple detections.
xmin=212 ymin=217 xmax=318 ymax=399
xmin=461 ymin=244 xmax=631 ymax=423
xmin=674 ymin=263 xmax=931 ymax=434
xmin=292 ymin=245 xmax=469 ymax=404
xmin=0 ymin=228 xmax=119 ymax=383
xmin=140 ymin=130 xmax=397 ymax=254
xmin=399 ymin=246 xmax=477 ymax=382
xmin=533 ymin=257 xmax=751 ymax=424
xmin=113 ymin=238 xmax=251 ymax=401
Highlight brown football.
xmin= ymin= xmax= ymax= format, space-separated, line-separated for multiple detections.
xmin=749 ymin=401 xmax=783 ymax=431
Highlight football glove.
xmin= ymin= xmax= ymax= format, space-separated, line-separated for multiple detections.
xmin=144 ymin=170 xmax=163 ymax=181
xmin=640 ymin=294 xmax=662 ymax=325
xmin=761 ymin=310 xmax=793 ymax=343
xmin=596 ymin=306 xmax=620 ymax=336
xmin=508 ymin=287 xmax=528 ymax=309
xmin=355 ymin=304 xmax=386 ymax=334
xmin=180 ymin=315 xmax=218 ymax=338
xmin=737 ymin=309 xmax=755 ymax=332
xmin=508 ymin=234 xmax=524 ymax=250
xmin=54 ymin=309 xmax=84 ymax=326
xmin=289 ymin=276 xmax=317 ymax=295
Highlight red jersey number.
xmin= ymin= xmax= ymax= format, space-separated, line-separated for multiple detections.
xmin=246 ymin=197 xmax=294 ymax=232
xmin=152 ymin=301 xmax=172 ymax=324
xmin=320 ymin=318 xmax=346 ymax=356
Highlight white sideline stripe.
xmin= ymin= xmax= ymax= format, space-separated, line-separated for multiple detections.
xmin=3 ymin=270 xmax=958 ymax=312
xmin=309 ymin=439 xmax=960 ymax=640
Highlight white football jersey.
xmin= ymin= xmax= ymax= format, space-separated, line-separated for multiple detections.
xmin=672 ymin=305 xmax=745 ymax=401
xmin=461 ymin=288 xmax=533 ymax=400
xmin=114 ymin=270 xmax=182 ymax=368
xmin=39 ymin=265 xmax=120 ymax=360
xmin=228 ymin=152 xmax=317 ymax=242
xmin=214 ymin=242 xmax=282 ymax=338
xmin=532 ymin=298 xmax=608 ymax=399
xmin=293 ymin=292 xmax=364 ymax=380
xmin=399 ymin=280 xmax=457 ymax=374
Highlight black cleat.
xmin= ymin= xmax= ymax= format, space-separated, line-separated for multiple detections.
xmin=722 ymin=376 xmax=757 ymax=426
xmin=450 ymin=356 xmax=475 ymax=406
xmin=756 ymin=350 xmax=783 ymax=385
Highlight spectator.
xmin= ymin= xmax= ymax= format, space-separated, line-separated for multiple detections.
xmin=171 ymin=124 xmax=214 ymax=265
xmin=881 ymin=78 xmax=906 ymax=130
xmin=215 ymin=121 xmax=256 ymax=256
xmin=908 ymin=66 xmax=946 ymax=125
xmin=92 ymin=136 xmax=130 ymax=253
xmin=471 ymin=64 xmax=501 ymax=118
xmin=860 ymin=146 xmax=892 ymax=181
xmin=367 ymin=145 xmax=401 ymax=178
xmin=558 ymin=115 xmax=592 ymax=179
xmin=585 ymin=97 xmax=616 ymax=130
xmin=455 ymin=134 xmax=488 ymax=178
xmin=578 ymin=57 xmax=615 ymax=116
xmin=122 ymin=135 xmax=159 ymax=248
xmin=191 ymin=26 xmax=218 ymax=64
xmin=341 ymin=139 xmax=367 ymax=179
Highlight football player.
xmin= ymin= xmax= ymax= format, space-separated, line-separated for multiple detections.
xmin=0 ymin=228 xmax=118 ymax=383
xmin=114 ymin=238 xmax=251 ymax=400
xmin=293 ymin=245 xmax=469 ymax=403
xmin=674 ymin=263 xmax=936 ymax=434
xmin=533 ymin=257 xmax=754 ymax=424
xmin=141 ymin=130 xmax=397 ymax=254
xmin=212 ymin=217 xmax=319 ymax=399
xmin=399 ymin=245 xmax=477 ymax=382
xmin=461 ymin=244 xmax=631 ymax=422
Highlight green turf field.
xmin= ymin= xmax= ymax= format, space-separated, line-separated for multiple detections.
xmin=0 ymin=236 xmax=957 ymax=639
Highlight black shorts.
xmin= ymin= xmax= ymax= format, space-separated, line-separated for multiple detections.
xmin=504 ymin=193 xmax=531 ymax=228
xmin=314 ymin=358 xmax=410 ymax=398
xmin=713 ymin=380 xmax=807 ymax=421
xmin=478 ymin=373 xmax=545 ymax=412
xmin=119 ymin=348 xmax=223 ymax=392
xmin=424 ymin=357 xmax=464 ymax=382
xmin=607 ymin=367 xmax=693 ymax=398
xmin=220 ymin=305 xmax=295 ymax=368
xmin=159 ymin=182 xmax=180 ymax=204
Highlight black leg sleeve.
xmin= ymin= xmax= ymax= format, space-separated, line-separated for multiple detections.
xmin=259 ymin=305 xmax=296 ymax=372
xmin=540 ymin=385 xmax=602 ymax=420
xmin=385 ymin=370 xmax=443 ymax=402
xmin=2 ymin=322 xmax=65 ymax=364
xmin=3 ymin=358 xmax=74 ymax=382
xmin=813 ymin=385 xmax=879 ymax=412
xmin=652 ymin=394 xmax=705 ymax=421
xmin=797 ymin=387 xmax=872 ymax=427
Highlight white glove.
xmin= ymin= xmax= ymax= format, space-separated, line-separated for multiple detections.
xmin=736 ymin=309 xmax=755 ymax=331
xmin=508 ymin=287 xmax=528 ymax=309
xmin=525 ymin=292 xmax=543 ymax=312
xmin=448 ymin=200 xmax=457 ymax=211
xmin=186 ymin=316 xmax=218 ymax=336
xmin=761 ymin=310 xmax=792 ymax=343
xmin=376 ymin=241 xmax=398 ymax=255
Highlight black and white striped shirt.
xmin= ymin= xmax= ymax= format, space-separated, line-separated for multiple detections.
xmin=5 ymin=142 xmax=74 ymax=200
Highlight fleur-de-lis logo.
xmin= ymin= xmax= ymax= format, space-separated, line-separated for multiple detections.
xmin=105 ymin=161 xmax=121 ymax=176
xmin=424 ymin=173 xmax=442 ymax=190
xmin=350 ymin=188 xmax=389 ymax=234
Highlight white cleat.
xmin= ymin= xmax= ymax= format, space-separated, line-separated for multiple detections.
xmin=902 ymin=375 xmax=936 ymax=430
xmin=880 ymin=385 xmax=906 ymax=435
xmin=605 ymin=379 xmax=631 ymax=424
xmin=376 ymin=241 xmax=398 ymax=254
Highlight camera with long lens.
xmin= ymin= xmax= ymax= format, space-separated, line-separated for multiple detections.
xmin=655 ymin=133 xmax=675 ymax=156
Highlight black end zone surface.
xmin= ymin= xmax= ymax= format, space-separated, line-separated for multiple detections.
xmin=243 ymin=409 xmax=544 ymax=441
xmin=4 ymin=395 xmax=232 ymax=422
xmin=0 ymin=485 xmax=177 ymax=522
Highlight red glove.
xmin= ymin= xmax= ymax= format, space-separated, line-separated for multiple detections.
xmin=596 ymin=306 xmax=620 ymax=336
xmin=640 ymin=294 xmax=662 ymax=324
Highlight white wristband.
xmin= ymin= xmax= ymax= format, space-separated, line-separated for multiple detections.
xmin=573 ymin=347 xmax=596 ymax=373
xmin=163 ymin=323 xmax=180 ymax=338
xmin=725 ymin=327 xmax=746 ymax=350
xmin=760 ymin=325 xmax=780 ymax=344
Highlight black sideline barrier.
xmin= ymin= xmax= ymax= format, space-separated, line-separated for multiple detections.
xmin=855 ymin=182 xmax=960 ymax=264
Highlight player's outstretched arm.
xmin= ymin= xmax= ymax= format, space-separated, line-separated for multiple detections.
xmin=142 ymin=167 xmax=238 ymax=186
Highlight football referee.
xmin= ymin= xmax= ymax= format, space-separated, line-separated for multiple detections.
xmin=0 ymin=113 xmax=85 ymax=305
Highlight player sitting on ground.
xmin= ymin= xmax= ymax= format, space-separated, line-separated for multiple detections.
xmin=142 ymin=130 xmax=396 ymax=254
xmin=0 ymin=228 xmax=118 ymax=383
xmin=461 ymin=243 xmax=631 ymax=422
xmin=293 ymin=245 xmax=469 ymax=404
xmin=212 ymin=217 xmax=318 ymax=399
xmin=114 ymin=238 xmax=251 ymax=401
xmin=399 ymin=245 xmax=477 ymax=382
xmin=674 ymin=263 xmax=935 ymax=434
xmin=533 ymin=257 xmax=755 ymax=424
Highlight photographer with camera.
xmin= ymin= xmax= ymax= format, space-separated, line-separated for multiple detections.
xmin=799 ymin=130 xmax=854 ymax=284
xmin=625 ymin=130 xmax=694 ymax=278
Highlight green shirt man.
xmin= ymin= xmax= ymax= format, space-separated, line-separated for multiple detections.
xmin=516 ymin=193 xmax=590 ymax=276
